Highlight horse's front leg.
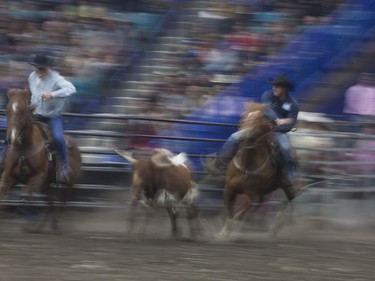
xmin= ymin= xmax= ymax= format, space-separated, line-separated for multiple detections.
xmin=0 ymin=172 xmax=17 ymax=198
xmin=0 ymin=173 xmax=17 ymax=212
xmin=46 ymin=185 xmax=64 ymax=233
xmin=216 ymin=184 xmax=237 ymax=239
xmin=22 ymin=174 xmax=50 ymax=231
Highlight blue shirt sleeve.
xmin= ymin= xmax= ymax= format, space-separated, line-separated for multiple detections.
xmin=261 ymin=91 xmax=279 ymax=121
xmin=274 ymin=106 xmax=298 ymax=132
xmin=261 ymin=90 xmax=299 ymax=133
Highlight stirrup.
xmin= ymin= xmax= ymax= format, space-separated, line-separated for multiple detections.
xmin=57 ymin=166 xmax=72 ymax=184
xmin=202 ymin=158 xmax=224 ymax=175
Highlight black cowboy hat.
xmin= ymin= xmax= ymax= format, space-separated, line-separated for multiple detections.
xmin=29 ymin=54 xmax=54 ymax=68
xmin=267 ymin=73 xmax=295 ymax=90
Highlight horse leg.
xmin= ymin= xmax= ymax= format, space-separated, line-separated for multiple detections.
xmin=216 ymin=187 xmax=237 ymax=239
xmin=0 ymin=175 xmax=17 ymax=218
xmin=22 ymin=175 xmax=50 ymax=232
xmin=232 ymin=194 xmax=258 ymax=221
xmin=232 ymin=194 xmax=265 ymax=231
xmin=33 ymin=186 xmax=57 ymax=232
xmin=0 ymin=173 xmax=17 ymax=199
xmin=165 ymin=205 xmax=179 ymax=238
xmin=50 ymin=181 xmax=76 ymax=233
xmin=49 ymin=187 xmax=64 ymax=233
xmin=270 ymin=198 xmax=295 ymax=237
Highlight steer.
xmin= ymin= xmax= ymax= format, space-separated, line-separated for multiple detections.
xmin=115 ymin=148 xmax=200 ymax=239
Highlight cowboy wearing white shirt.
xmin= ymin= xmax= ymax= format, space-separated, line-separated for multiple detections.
xmin=28 ymin=54 xmax=76 ymax=183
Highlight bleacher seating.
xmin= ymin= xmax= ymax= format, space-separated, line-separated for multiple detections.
xmin=152 ymin=1 xmax=375 ymax=163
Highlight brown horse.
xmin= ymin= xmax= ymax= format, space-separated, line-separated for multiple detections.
xmin=0 ymin=88 xmax=81 ymax=231
xmin=217 ymin=102 xmax=299 ymax=238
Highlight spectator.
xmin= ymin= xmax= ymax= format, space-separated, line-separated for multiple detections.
xmin=344 ymin=72 xmax=375 ymax=184
xmin=202 ymin=41 xmax=240 ymax=75
xmin=343 ymin=72 xmax=375 ymax=126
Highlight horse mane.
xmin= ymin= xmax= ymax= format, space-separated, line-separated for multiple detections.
xmin=239 ymin=102 xmax=267 ymax=130
xmin=7 ymin=88 xmax=31 ymax=113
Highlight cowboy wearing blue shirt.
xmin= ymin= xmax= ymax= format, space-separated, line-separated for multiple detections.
xmin=203 ymin=73 xmax=299 ymax=187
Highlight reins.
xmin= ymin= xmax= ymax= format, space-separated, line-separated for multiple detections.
xmin=233 ymin=152 xmax=270 ymax=176
xmin=240 ymin=129 xmax=274 ymax=150
xmin=6 ymin=98 xmax=53 ymax=163
xmin=7 ymin=142 xmax=47 ymax=161
xmin=233 ymin=118 xmax=277 ymax=176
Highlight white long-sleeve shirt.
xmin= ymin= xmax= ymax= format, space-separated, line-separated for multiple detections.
xmin=29 ymin=69 xmax=76 ymax=118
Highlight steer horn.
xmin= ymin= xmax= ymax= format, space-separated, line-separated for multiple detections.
xmin=113 ymin=149 xmax=138 ymax=164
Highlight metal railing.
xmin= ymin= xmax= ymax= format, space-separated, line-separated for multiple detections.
xmin=0 ymin=111 xmax=374 ymax=210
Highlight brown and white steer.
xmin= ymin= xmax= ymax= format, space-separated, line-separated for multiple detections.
xmin=115 ymin=148 xmax=200 ymax=239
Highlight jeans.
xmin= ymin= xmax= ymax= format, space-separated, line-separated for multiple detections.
xmin=272 ymin=132 xmax=296 ymax=182
xmin=272 ymin=132 xmax=294 ymax=162
xmin=46 ymin=116 xmax=68 ymax=169
xmin=216 ymin=128 xmax=250 ymax=163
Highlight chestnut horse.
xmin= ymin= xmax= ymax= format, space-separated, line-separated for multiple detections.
xmin=0 ymin=88 xmax=81 ymax=231
xmin=217 ymin=102 xmax=299 ymax=238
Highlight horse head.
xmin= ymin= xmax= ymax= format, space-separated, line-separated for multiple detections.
xmin=239 ymin=102 xmax=273 ymax=140
xmin=231 ymin=102 xmax=276 ymax=174
xmin=6 ymin=88 xmax=33 ymax=147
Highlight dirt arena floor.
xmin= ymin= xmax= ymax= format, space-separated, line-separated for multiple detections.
xmin=0 ymin=207 xmax=374 ymax=281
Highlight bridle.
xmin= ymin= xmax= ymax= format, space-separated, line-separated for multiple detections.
xmin=6 ymin=99 xmax=51 ymax=162
xmin=233 ymin=128 xmax=275 ymax=177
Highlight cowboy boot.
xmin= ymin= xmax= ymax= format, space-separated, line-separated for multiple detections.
xmin=282 ymin=162 xmax=299 ymax=201
xmin=202 ymin=132 xmax=241 ymax=174
xmin=202 ymin=154 xmax=227 ymax=175
xmin=57 ymin=165 xmax=72 ymax=184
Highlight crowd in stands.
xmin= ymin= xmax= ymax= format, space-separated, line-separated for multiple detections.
xmin=123 ymin=0 xmax=343 ymax=121
xmin=1 ymin=0 xmax=373 ymax=182
xmin=0 ymin=0 xmax=342 ymax=119
xmin=0 ymin=0 xmax=172 ymax=112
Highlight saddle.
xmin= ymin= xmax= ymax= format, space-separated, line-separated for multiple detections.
xmin=33 ymin=120 xmax=56 ymax=165
xmin=268 ymin=140 xmax=283 ymax=169
xmin=32 ymin=115 xmax=73 ymax=170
